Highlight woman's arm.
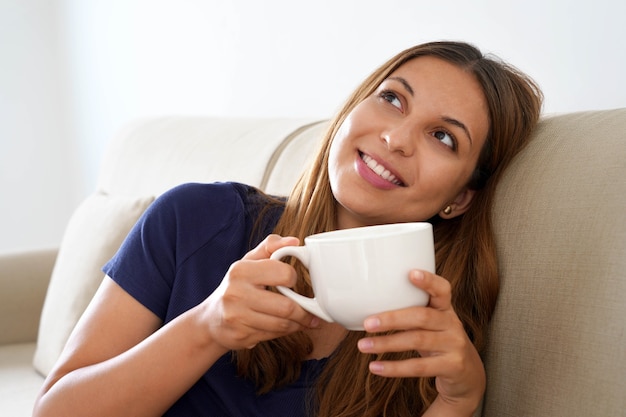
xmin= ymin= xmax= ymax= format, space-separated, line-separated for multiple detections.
xmin=33 ymin=276 xmax=228 ymax=417
xmin=356 ymin=269 xmax=485 ymax=417
xmin=33 ymin=235 xmax=317 ymax=417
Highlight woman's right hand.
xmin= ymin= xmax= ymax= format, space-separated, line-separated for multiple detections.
xmin=200 ymin=234 xmax=319 ymax=352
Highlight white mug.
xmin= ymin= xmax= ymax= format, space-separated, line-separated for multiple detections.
xmin=270 ymin=222 xmax=435 ymax=330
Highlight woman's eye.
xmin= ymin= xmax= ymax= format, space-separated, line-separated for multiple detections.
xmin=433 ymin=130 xmax=456 ymax=150
xmin=380 ymin=91 xmax=402 ymax=110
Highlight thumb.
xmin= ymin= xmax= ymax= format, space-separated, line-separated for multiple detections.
xmin=244 ymin=234 xmax=300 ymax=261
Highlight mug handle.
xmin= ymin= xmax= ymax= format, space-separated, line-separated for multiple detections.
xmin=270 ymin=246 xmax=334 ymax=323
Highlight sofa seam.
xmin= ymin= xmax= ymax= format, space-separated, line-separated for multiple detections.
xmin=259 ymin=120 xmax=326 ymax=192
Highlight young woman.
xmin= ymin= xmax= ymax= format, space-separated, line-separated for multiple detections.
xmin=33 ymin=41 xmax=543 ymax=417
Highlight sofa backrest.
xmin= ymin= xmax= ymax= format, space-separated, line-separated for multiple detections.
xmin=96 ymin=117 xmax=330 ymax=197
xmin=483 ymin=108 xmax=626 ymax=416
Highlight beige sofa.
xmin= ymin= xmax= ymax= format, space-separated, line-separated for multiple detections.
xmin=1 ymin=110 xmax=624 ymax=416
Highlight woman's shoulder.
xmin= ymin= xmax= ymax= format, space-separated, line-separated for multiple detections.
xmin=103 ymin=182 xmax=273 ymax=319
xmin=158 ymin=181 xmax=254 ymax=206
xmin=145 ymin=182 xmax=265 ymax=222
xmin=149 ymin=181 xmax=282 ymax=246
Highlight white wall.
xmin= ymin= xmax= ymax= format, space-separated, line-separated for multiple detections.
xmin=0 ymin=0 xmax=75 ymax=253
xmin=2 ymin=0 xmax=625 ymax=252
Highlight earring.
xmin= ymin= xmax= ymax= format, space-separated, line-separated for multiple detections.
xmin=443 ymin=205 xmax=452 ymax=215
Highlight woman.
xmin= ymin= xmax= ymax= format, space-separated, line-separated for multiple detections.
xmin=33 ymin=41 xmax=542 ymax=417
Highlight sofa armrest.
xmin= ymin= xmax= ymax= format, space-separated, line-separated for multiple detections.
xmin=0 ymin=248 xmax=57 ymax=345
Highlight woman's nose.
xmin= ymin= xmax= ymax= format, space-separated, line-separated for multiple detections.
xmin=381 ymin=122 xmax=416 ymax=156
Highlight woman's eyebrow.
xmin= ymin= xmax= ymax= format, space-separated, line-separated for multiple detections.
xmin=387 ymin=76 xmax=473 ymax=147
xmin=388 ymin=76 xmax=414 ymax=96
xmin=442 ymin=116 xmax=473 ymax=147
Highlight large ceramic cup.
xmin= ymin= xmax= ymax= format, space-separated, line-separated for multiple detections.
xmin=271 ymin=222 xmax=435 ymax=330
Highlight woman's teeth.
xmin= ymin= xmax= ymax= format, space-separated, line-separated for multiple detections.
xmin=360 ymin=153 xmax=403 ymax=185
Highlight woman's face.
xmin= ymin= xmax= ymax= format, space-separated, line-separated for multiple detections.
xmin=328 ymin=56 xmax=490 ymax=229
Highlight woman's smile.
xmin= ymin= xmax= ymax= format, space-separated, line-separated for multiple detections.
xmin=356 ymin=151 xmax=405 ymax=189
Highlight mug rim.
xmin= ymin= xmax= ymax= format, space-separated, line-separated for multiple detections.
xmin=305 ymin=222 xmax=432 ymax=243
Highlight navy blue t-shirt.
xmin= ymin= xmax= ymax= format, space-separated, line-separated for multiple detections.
xmin=103 ymin=182 xmax=325 ymax=416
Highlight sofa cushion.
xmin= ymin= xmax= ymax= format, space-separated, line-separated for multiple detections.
xmin=33 ymin=192 xmax=154 ymax=376
xmin=0 ymin=343 xmax=42 ymax=416
xmin=0 ymin=249 xmax=57 ymax=345
xmin=482 ymin=109 xmax=626 ymax=416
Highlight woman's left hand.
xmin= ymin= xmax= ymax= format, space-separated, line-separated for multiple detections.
xmin=356 ymin=269 xmax=485 ymax=415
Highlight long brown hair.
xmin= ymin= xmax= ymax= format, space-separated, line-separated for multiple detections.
xmin=235 ymin=41 xmax=543 ymax=416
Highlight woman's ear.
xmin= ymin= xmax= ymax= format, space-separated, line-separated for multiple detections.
xmin=440 ymin=188 xmax=476 ymax=219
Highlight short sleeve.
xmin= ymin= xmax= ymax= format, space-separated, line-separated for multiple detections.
xmin=103 ymin=182 xmax=245 ymax=319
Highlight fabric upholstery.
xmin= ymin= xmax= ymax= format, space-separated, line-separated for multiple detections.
xmin=0 ymin=343 xmax=41 ymax=417
xmin=33 ymin=193 xmax=154 ymax=376
xmin=483 ymin=109 xmax=626 ymax=416
xmin=261 ymin=120 xmax=330 ymax=194
xmin=0 ymin=249 xmax=57 ymax=345
xmin=96 ymin=117 xmax=319 ymax=198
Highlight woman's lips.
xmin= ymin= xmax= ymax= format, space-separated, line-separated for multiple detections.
xmin=357 ymin=151 xmax=405 ymax=188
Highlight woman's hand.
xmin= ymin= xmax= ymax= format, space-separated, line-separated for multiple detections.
xmin=356 ymin=269 xmax=485 ymax=416
xmin=200 ymin=234 xmax=320 ymax=352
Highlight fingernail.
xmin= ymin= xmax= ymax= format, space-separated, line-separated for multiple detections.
xmin=357 ymin=338 xmax=373 ymax=351
xmin=369 ymin=362 xmax=384 ymax=373
xmin=411 ymin=270 xmax=425 ymax=281
xmin=363 ymin=317 xmax=380 ymax=331
xmin=310 ymin=317 xmax=320 ymax=328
